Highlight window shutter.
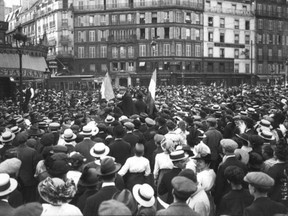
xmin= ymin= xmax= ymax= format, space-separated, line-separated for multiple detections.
xmin=169 ymin=27 xmax=173 ymax=39
xmin=136 ymin=28 xmax=140 ymax=40
xmin=181 ymin=27 xmax=186 ymax=39
xmin=145 ymin=12 xmax=151 ymax=24
xmin=145 ymin=28 xmax=149 ymax=40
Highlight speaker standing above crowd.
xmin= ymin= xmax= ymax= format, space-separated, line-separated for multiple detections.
xmin=0 ymin=84 xmax=288 ymax=216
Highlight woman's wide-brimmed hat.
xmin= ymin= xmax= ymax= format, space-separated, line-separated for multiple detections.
xmin=38 ymin=177 xmax=76 ymax=206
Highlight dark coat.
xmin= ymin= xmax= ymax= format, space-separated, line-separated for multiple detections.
xmin=158 ymin=167 xmax=181 ymax=204
xmin=133 ymin=130 xmax=145 ymax=144
xmin=0 ymin=200 xmax=14 ymax=216
xmin=156 ymin=202 xmax=200 ymax=216
xmin=123 ymin=132 xmax=139 ymax=149
xmin=214 ymin=156 xmax=248 ymax=207
xmin=243 ymin=197 xmax=287 ymax=216
xmin=108 ymin=139 xmax=131 ymax=166
xmin=134 ymin=99 xmax=148 ymax=115
xmin=83 ymin=186 xmax=118 ymax=216
xmin=203 ymin=127 xmax=223 ymax=161
xmin=157 ymin=126 xmax=168 ymax=136
xmin=76 ymin=188 xmax=98 ymax=212
xmin=75 ymin=138 xmax=95 ymax=163
xmin=223 ymin=122 xmax=236 ymax=139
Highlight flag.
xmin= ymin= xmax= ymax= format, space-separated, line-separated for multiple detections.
xmin=101 ymin=72 xmax=115 ymax=101
xmin=146 ymin=69 xmax=157 ymax=115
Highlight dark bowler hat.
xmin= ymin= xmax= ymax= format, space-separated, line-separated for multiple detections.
xmin=95 ymin=157 xmax=121 ymax=176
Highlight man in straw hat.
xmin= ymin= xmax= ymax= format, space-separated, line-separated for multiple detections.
xmin=83 ymin=157 xmax=121 ymax=216
xmin=0 ymin=131 xmax=15 ymax=162
xmin=243 ymin=171 xmax=287 ymax=216
xmin=158 ymin=150 xmax=188 ymax=204
xmin=0 ymin=173 xmax=18 ymax=216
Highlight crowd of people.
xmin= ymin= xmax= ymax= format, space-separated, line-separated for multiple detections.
xmin=0 ymin=84 xmax=288 ymax=216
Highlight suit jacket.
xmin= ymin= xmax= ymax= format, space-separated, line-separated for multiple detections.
xmin=0 ymin=200 xmax=14 ymax=216
xmin=83 ymin=186 xmax=118 ymax=216
xmin=108 ymin=139 xmax=131 ymax=166
xmin=203 ymin=127 xmax=223 ymax=161
xmin=157 ymin=126 xmax=168 ymax=136
xmin=123 ymin=132 xmax=139 ymax=149
xmin=214 ymin=156 xmax=248 ymax=207
xmin=134 ymin=99 xmax=148 ymax=114
xmin=158 ymin=168 xmax=181 ymax=204
xmin=156 ymin=202 xmax=200 ymax=216
xmin=243 ymin=197 xmax=287 ymax=216
xmin=223 ymin=122 xmax=236 ymax=138
xmin=17 ymin=144 xmax=39 ymax=187
xmin=75 ymin=138 xmax=95 ymax=163
xmin=133 ymin=130 xmax=145 ymax=144
xmin=76 ymin=188 xmax=98 ymax=212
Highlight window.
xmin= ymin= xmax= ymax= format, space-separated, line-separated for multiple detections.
xmin=195 ymin=29 xmax=200 ymax=40
xmin=176 ymin=11 xmax=182 ymax=23
xmin=220 ymin=48 xmax=225 ymax=58
xmin=78 ymin=47 xmax=84 ymax=58
xmin=258 ymin=19 xmax=263 ymax=29
xmin=207 ymin=62 xmax=213 ymax=72
xmin=186 ymin=28 xmax=191 ymax=39
xmin=220 ymin=33 xmax=225 ymax=43
xmin=278 ymin=49 xmax=282 ymax=58
xmin=120 ymin=46 xmax=126 ymax=58
xmin=100 ymin=45 xmax=107 ymax=58
xmin=258 ymin=64 xmax=263 ymax=73
xmin=89 ymin=30 xmax=95 ymax=42
xmin=120 ymin=62 xmax=125 ymax=71
xmin=195 ymin=44 xmax=201 ymax=57
xmin=90 ymin=64 xmax=96 ymax=72
xmin=99 ymin=30 xmax=106 ymax=40
xmin=208 ymin=48 xmax=213 ymax=57
xmin=151 ymin=43 xmax=158 ymax=56
xmin=101 ymin=64 xmax=107 ymax=72
xmin=175 ymin=27 xmax=181 ymax=39
xmin=245 ymin=20 xmax=250 ymax=30
xmin=220 ymin=18 xmax=225 ymax=28
xmin=234 ymin=19 xmax=239 ymax=29
xmin=89 ymin=46 xmax=95 ymax=58
xmin=119 ymin=14 xmax=126 ymax=24
xmin=195 ymin=13 xmax=200 ymax=24
xmin=278 ymin=21 xmax=283 ymax=31
xmin=219 ymin=63 xmax=224 ymax=72
xmin=258 ymin=48 xmax=263 ymax=59
xmin=186 ymin=44 xmax=191 ymax=56
xmin=152 ymin=12 xmax=157 ymax=24
xmin=268 ymin=49 xmax=272 ymax=58
xmin=232 ymin=4 xmax=236 ymax=10
xmin=100 ymin=15 xmax=106 ymax=25
xmin=78 ymin=31 xmax=82 ymax=42
xmin=139 ymin=44 xmax=146 ymax=57
xmin=235 ymin=63 xmax=239 ymax=73
xmin=269 ymin=20 xmax=273 ymax=30
xmin=217 ymin=2 xmax=222 ymax=7
xmin=112 ymin=62 xmax=118 ymax=71
xmin=140 ymin=28 xmax=145 ymax=39
xmin=208 ymin=32 xmax=213 ymax=42
xmin=245 ymin=64 xmax=250 ymax=73
xmin=111 ymin=15 xmax=117 ymax=24
xmin=163 ymin=11 xmax=169 ymax=21
xmin=186 ymin=12 xmax=191 ymax=23
xmin=245 ymin=35 xmax=250 ymax=44
xmin=79 ymin=1 xmax=83 ymax=9
xmin=128 ymin=46 xmax=134 ymax=58
xmin=243 ymin=5 xmax=247 ymax=11
xmin=164 ymin=62 xmax=170 ymax=70
xmin=89 ymin=15 xmax=94 ymax=26
xmin=245 ymin=49 xmax=250 ymax=59
xmin=163 ymin=44 xmax=171 ymax=56
xmin=127 ymin=14 xmax=133 ymax=23
xmin=235 ymin=34 xmax=239 ymax=44
xmin=140 ymin=13 xmax=145 ymax=24
xmin=235 ymin=49 xmax=239 ymax=59
xmin=112 ymin=47 xmax=118 ymax=58
xmin=164 ymin=27 xmax=169 ymax=39
xmin=176 ymin=44 xmax=182 ymax=56
xmin=208 ymin=17 xmax=213 ymax=26
xmin=111 ymin=0 xmax=117 ymax=8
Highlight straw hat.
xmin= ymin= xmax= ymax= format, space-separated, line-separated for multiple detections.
xmin=90 ymin=143 xmax=110 ymax=158
xmin=0 ymin=173 xmax=17 ymax=196
xmin=132 ymin=184 xmax=155 ymax=207
xmin=0 ymin=131 xmax=15 ymax=143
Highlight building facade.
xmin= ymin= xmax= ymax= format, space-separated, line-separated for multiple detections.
xmin=6 ymin=0 xmax=74 ymax=77
xmin=255 ymin=0 xmax=288 ymax=84
xmin=73 ymin=0 xmax=204 ymax=86
xmin=203 ymin=0 xmax=255 ymax=85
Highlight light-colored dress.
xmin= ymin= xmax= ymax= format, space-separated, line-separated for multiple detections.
xmin=41 ymin=203 xmax=83 ymax=216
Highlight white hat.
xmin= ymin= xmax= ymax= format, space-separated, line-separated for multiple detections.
xmin=10 ymin=126 xmax=21 ymax=134
xmin=0 ymin=131 xmax=15 ymax=143
xmin=0 ymin=173 xmax=17 ymax=196
xmin=90 ymin=142 xmax=110 ymax=158
xmin=132 ymin=184 xmax=155 ymax=207
xmin=62 ymin=129 xmax=77 ymax=141
xmin=105 ymin=115 xmax=115 ymax=124
xmin=79 ymin=126 xmax=93 ymax=136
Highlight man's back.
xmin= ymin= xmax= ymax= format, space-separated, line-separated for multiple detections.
xmin=156 ymin=202 xmax=200 ymax=216
xmin=109 ymin=139 xmax=131 ymax=165
xmin=75 ymin=138 xmax=95 ymax=162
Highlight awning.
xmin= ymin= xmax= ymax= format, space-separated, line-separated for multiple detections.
xmin=139 ymin=62 xmax=146 ymax=67
xmin=257 ymin=74 xmax=283 ymax=80
xmin=0 ymin=53 xmax=48 ymax=79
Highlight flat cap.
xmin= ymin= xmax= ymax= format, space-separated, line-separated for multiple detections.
xmin=206 ymin=117 xmax=217 ymax=124
xmin=244 ymin=172 xmax=274 ymax=189
xmin=124 ymin=122 xmax=134 ymax=130
xmin=145 ymin=118 xmax=155 ymax=126
xmin=172 ymin=176 xmax=197 ymax=200
xmin=220 ymin=139 xmax=238 ymax=153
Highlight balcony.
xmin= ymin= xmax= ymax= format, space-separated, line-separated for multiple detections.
xmin=206 ymin=7 xmax=253 ymax=16
xmin=108 ymin=34 xmax=137 ymax=43
xmin=60 ymin=36 xmax=71 ymax=45
xmin=74 ymin=0 xmax=203 ymax=11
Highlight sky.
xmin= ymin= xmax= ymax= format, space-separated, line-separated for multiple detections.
xmin=4 ymin=0 xmax=21 ymax=7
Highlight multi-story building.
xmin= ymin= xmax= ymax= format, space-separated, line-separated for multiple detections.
xmin=203 ymin=0 xmax=255 ymax=85
xmin=73 ymin=0 xmax=204 ymax=86
xmin=6 ymin=0 xmax=74 ymax=76
xmin=255 ymin=0 xmax=288 ymax=84
xmin=0 ymin=0 xmax=4 ymax=21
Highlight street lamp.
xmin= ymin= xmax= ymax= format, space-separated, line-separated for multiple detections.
xmin=43 ymin=68 xmax=51 ymax=100
xmin=13 ymin=25 xmax=27 ymax=114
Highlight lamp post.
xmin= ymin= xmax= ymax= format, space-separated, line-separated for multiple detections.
xmin=13 ymin=25 xmax=27 ymax=114
xmin=43 ymin=68 xmax=51 ymax=100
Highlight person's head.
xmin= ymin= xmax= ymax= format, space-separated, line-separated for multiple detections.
xmin=178 ymin=121 xmax=186 ymax=132
xmin=98 ymin=200 xmax=132 ymax=216
xmin=161 ymin=138 xmax=175 ymax=154
xmin=96 ymin=157 xmax=121 ymax=182
xmin=244 ymin=172 xmax=274 ymax=196
xmin=178 ymin=169 xmax=197 ymax=184
xmin=113 ymin=125 xmax=125 ymax=138
xmin=261 ymin=144 xmax=274 ymax=160
xmin=207 ymin=118 xmax=217 ymax=128
xmin=274 ymin=143 xmax=288 ymax=162
xmin=220 ymin=139 xmax=238 ymax=155
xmin=195 ymin=154 xmax=211 ymax=172
xmin=134 ymin=143 xmax=145 ymax=157
xmin=224 ymin=166 xmax=245 ymax=186
xmin=172 ymin=176 xmax=197 ymax=202
xmin=170 ymin=150 xmax=188 ymax=169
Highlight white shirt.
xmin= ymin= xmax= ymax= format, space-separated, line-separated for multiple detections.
xmin=118 ymin=156 xmax=151 ymax=176
xmin=187 ymin=187 xmax=210 ymax=216
xmin=41 ymin=203 xmax=83 ymax=216
xmin=164 ymin=131 xmax=186 ymax=147
xmin=153 ymin=152 xmax=173 ymax=180
xmin=197 ymin=169 xmax=216 ymax=191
